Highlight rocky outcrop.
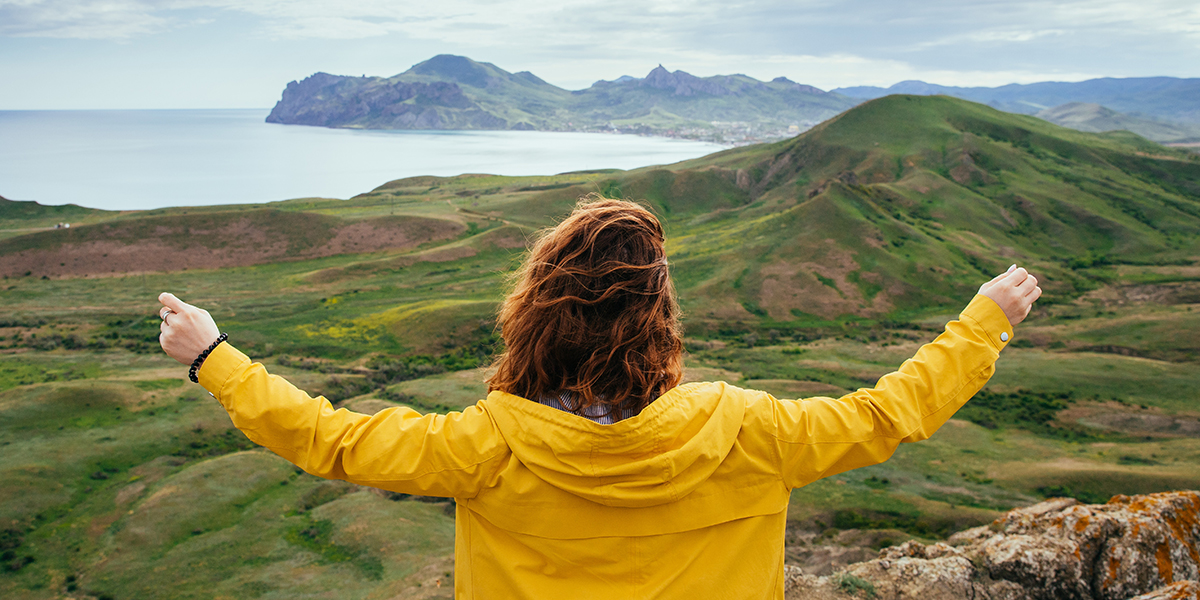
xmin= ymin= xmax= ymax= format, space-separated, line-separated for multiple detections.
xmin=640 ymin=65 xmax=737 ymax=96
xmin=772 ymin=76 xmax=829 ymax=95
xmin=785 ymin=491 xmax=1200 ymax=600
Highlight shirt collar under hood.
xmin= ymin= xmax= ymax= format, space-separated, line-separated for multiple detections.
xmin=484 ymin=382 xmax=746 ymax=508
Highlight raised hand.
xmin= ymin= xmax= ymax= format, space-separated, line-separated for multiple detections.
xmin=157 ymin=292 xmax=222 ymax=365
xmin=978 ymin=265 xmax=1043 ymax=327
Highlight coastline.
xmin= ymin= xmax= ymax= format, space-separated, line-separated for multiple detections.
xmin=0 ymin=110 xmax=726 ymax=211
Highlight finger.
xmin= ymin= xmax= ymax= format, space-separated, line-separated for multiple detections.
xmin=1007 ymin=264 xmax=1017 ymax=274
xmin=1016 ymin=275 xmax=1038 ymax=296
xmin=1002 ymin=267 xmax=1029 ymax=287
xmin=158 ymin=292 xmax=192 ymax=313
xmin=1026 ymin=285 xmax=1043 ymax=301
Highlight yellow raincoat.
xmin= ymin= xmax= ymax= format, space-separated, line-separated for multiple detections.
xmin=197 ymin=294 xmax=1013 ymax=599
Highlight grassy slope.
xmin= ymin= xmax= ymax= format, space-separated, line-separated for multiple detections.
xmin=1 ymin=95 xmax=1199 ymax=597
xmin=0 ymin=199 xmax=115 ymax=242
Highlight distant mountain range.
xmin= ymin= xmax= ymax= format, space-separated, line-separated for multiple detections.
xmin=832 ymin=77 xmax=1200 ymax=124
xmin=268 ymin=56 xmax=1200 ymax=145
xmin=1033 ymin=103 xmax=1200 ymax=144
xmin=266 ymin=55 xmax=855 ymax=144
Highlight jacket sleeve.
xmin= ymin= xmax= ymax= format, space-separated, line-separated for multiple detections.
xmin=771 ymin=294 xmax=1013 ymax=489
xmin=197 ymin=343 xmax=508 ymax=498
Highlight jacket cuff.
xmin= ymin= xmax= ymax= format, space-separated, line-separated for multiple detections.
xmin=197 ymin=342 xmax=251 ymax=400
xmin=960 ymin=294 xmax=1015 ymax=353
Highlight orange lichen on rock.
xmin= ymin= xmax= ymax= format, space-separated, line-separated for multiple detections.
xmin=1162 ymin=493 xmax=1200 ymax=565
xmin=1075 ymin=516 xmax=1091 ymax=533
xmin=1125 ymin=580 xmax=1200 ymax=600
xmin=1133 ymin=492 xmax=1200 ymax=566
xmin=1156 ymin=543 xmax=1175 ymax=583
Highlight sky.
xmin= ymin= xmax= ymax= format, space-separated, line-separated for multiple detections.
xmin=1 ymin=0 xmax=1198 ymax=110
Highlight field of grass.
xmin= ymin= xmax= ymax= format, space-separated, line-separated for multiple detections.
xmin=1 ymin=95 xmax=1198 ymax=596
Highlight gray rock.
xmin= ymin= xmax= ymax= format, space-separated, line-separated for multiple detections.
xmin=785 ymin=491 xmax=1200 ymax=600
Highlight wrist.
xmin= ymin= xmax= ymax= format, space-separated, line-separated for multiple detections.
xmin=189 ymin=333 xmax=228 ymax=383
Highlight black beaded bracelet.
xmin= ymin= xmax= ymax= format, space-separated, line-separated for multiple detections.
xmin=189 ymin=333 xmax=228 ymax=383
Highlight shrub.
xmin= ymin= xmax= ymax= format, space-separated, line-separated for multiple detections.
xmin=835 ymin=573 xmax=877 ymax=598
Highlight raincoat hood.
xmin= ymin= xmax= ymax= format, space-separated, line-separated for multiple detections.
xmin=483 ymin=382 xmax=746 ymax=508
xmin=466 ymin=381 xmax=789 ymax=540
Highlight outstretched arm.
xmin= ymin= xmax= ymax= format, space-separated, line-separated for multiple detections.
xmin=773 ymin=266 xmax=1041 ymax=489
xmin=156 ymin=293 xmax=508 ymax=498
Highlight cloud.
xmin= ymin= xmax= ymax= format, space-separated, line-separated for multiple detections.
xmin=1044 ymin=0 xmax=1200 ymax=37
xmin=524 ymin=49 xmax=1102 ymax=91
xmin=3 ymin=0 xmax=1197 ymax=47
xmin=913 ymin=28 xmax=1067 ymax=50
xmin=0 ymin=0 xmax=171 ymax=39
xmin=0 ymin=0 xmax=1195 ymax=92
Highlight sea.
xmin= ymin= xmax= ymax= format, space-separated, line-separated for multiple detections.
xmin=0 ymin=109 xmax=726 ymax=211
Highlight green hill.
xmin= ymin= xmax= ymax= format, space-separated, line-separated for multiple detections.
xmin=2 ymin=95 xmax=1199 ymax=599
xmin=546 ymin=95 xmax=1200 ymax=327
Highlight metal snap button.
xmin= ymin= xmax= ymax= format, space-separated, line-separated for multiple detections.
xmin=1000 ymin=332 xmax=1009 ymax=342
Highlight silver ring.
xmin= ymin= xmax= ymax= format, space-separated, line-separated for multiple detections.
xmin=160 ymin=307 xmax=176 ymax=324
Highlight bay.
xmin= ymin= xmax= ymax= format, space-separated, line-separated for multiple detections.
xmin=0 ymin=109 xmax=726 ymax=211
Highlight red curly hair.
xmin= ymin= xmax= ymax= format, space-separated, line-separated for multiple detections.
xmin=486 ymin=196 xmax=683 ymax=416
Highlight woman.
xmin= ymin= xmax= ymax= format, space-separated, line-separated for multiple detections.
xmin=158 ymin=198 xmax=1041 ymax=599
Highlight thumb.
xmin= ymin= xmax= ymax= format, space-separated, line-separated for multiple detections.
xmin=158 ymin=292 xmax=192 ymax=312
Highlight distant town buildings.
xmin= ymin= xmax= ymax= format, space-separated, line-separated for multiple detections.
xmin=569 ymin=120 xmax=816 ymax=146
